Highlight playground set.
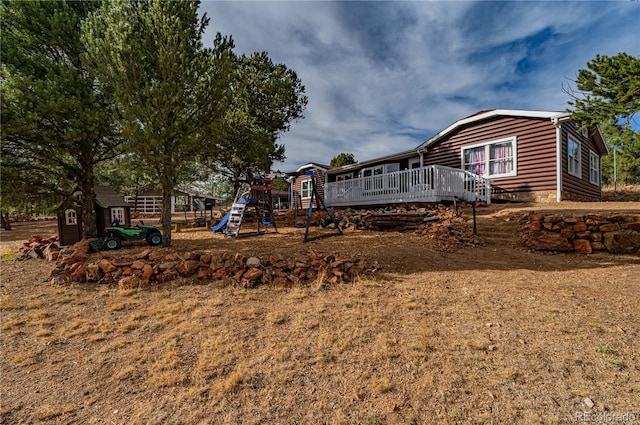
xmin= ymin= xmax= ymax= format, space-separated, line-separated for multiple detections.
xmin=212 ymin=176 xmax=278 ymax=238
xmin=291 ymin=170 xmax=343 ymax=242
xmin=212 ymin=171 xmax=342 ymax=242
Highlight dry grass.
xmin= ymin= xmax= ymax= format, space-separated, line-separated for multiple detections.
xmin=1 ymin=201 xmax=639 ymax=424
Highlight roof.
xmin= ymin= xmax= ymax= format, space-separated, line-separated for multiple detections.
xmin=325 ymin=148 xmax=418 ymax=175
xmin=94 ymin=186 xmax=131 ymax=208
xmin=417 ymin=109 xmax=569 ymax=152
xmin=327 ymin=109 xmax=609 ymax=175
xmin=296 ymin=162 xmax=333 ymax=173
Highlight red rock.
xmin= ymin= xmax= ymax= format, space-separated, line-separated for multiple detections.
xmin=131 ymin=260 xmax=146 ymax=270
xmin=573 ymin=222 xmax=587 ymax=232
xmin=603 ymin=230 xmax=640 ymax=254
xmin=196 ymin=267 xmax=212 ymax=279
xmin=599 ymin=223 xmax=621 ymax=232
xmin=591 ymin=242 xmax=606 ymax=250
xmin=544 ymin=215 xmax=562 ymax=223
xmin=164 ymin=252 xmax=181 ymax=261
xmin=85 ymin=264 xmax=102 ymax=282
xmin=560 ymin=228 xmax=575 ymax=239
xmin=200 ymin=254 xmax=212 ymax=265
xmin=70 ymin=264 xmax=88 ymax=282
xmin=158 ymin=261 xmax=178 ymax=271
xmin=186 ymin=252 xmax=201 ymax=261
xmin=97 ymin=259 xmax=117 ymax=273
xmin=243 ymin=267 xmax=263 ymax=280
xmin=572 ymin=239 xmax=593 ymax=254
xmin=111 ymin=257 xmax=134 ymax=268
xmin=525 ymin=231 xmax=573 ymax=252
xmin=141 ymin=264 xmax=154 ymax=284
xmin=136 ymin=249 xmax=152 ymax=260
xmin=622 ymin=222 xmax=640 ymax=230
xmin=175 ymin=260 xmax=200 ymax=276
xmin=118 ymin=275 xmax=141 ymax=289
xmin=148 ymin=251 xmax=164 ymax=261
xmin=589 ymin=232 xmax=602 ymax=242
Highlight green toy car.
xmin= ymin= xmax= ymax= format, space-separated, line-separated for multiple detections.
xmin=91 ymin=220 xmax=162 ymax=251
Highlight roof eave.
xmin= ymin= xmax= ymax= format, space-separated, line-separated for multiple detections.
xmin=417 ymin=109 xmax=565 ymax=152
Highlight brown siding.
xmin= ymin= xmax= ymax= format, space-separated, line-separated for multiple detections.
xmin=293 ymin=168 xmax=326 ymax=209
xmin=57 ymin=210 xmax=83 ymax=246
xmin=560 ymin=122 xmax=602 ymax=201
xmin=424 ymin=116 xmax=558 ymax=199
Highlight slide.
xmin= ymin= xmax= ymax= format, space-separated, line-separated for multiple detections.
xmin=212 ymin=211 xmax=230 ymax=234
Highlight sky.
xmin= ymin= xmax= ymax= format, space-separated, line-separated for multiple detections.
xmin=199 ymin=1 xmax=640 ymax=172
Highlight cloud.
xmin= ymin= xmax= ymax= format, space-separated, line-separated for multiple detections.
xmin=200 ymin=1 xmax=639 ymax=171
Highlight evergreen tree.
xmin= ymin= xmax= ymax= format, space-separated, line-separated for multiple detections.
xmin=330 ymin=153 xmax=357 ymax=167
xmin=566 ymin=52 xmax=640 ymax=184
xmin=1 ymin=1 xmax=124 ymax=237
xmin=82 ymin=0 xmax=233 ymax=246
xmin=205 ymin=51 xmax=307 ymax=193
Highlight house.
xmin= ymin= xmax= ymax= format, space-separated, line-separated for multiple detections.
xmin=287 ymin=162 xmax=334 ymax=210
xmin=324 ymin=109 xmax=608 ymax=207
xmin=125 ymin=188 xmax=218 ymax=214
xmin=58 ymin=185 xmax=132 ymax=246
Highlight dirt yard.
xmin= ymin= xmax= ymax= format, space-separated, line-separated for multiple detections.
xmin=1 ymin=202 xmax=639 ymax=424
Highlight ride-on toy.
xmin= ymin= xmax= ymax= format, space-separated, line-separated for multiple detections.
xmin=90 ymin=220 xmax=162 ymax=251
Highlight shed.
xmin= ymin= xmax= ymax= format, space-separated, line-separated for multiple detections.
xmin=57 ymin=186 xmax=132 ymax=246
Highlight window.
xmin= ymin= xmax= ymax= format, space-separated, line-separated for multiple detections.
xmin=65 ymin=209 xmax=77 ymax=225
xmin=361 ymin=163 xmax=399 ymax=177
xmin=336 ymin=173 xmax=353 ymax=181
xmin=461 ymin=137 xmax=517 ymax=178
xmin=589 ymin=151 xmax=600 ymax=185
xmin=360 ymin=163 xmax=400 ymax=192
xmin=111 ymin=207 xmax=125 ymax=225
xmin=567 ymin=138 xmax=581 ymax=178
xmin=301 ymin=179 xmax=312 ymax=198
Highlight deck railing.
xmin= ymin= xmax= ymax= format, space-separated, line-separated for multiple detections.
xmin=324 ymin=165 xmax=491 ymax=207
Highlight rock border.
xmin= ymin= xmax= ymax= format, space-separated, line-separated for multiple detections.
xmin=518 ymin=213 xmax=640 ymax=254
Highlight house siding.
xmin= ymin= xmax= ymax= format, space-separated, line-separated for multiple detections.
xmin=293 ymin=168 xmax=326 ymax=209
xmin=560 ymin=121 xmax=602 ymax=201
xmin=424 ymin=116 xmax=558 ymax=201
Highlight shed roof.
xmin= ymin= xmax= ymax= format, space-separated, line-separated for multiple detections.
xmin=94 ymin=186 xmax=131 ymax=208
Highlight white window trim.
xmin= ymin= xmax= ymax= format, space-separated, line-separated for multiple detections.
xmin=111 ymin=207 xmax=125 ymax=225
xmin=589 ymin=150 xmax=600 ymax=185
xmin=567 ymin=137 xmax=582 ymax=178
xmin=336 ymin=173 xmax=353 ymax=181
xmin=65 ymin=209 xmax=77 ymax=226
xmin=301 ymin=178 xmax=312 ymax=199
xmin=360 ymin=163 xmax=400 ymax=177
xmin=460 ymin=136 xmax=518 ymax=179
xmin=409 ymin=158 xmax=421 ymax=169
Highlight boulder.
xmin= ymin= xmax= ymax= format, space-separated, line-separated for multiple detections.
xmin=525 ymin=231 xmax=573 ymax=252
xmin=118 ymin=275 xmax=141 ymax=290
xmin=603 ymin=230 xmax=640 ymax=254
xmin=599 ymin=223 xmax=621 ymax=232
xmin=572 ymin=239 xmax=593 ymax=254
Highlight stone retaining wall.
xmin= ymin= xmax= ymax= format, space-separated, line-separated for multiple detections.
xmin=49 ymin=240 xmax=378 ymax=288
xmin=518 ymin=213 xmax=640 ymax=254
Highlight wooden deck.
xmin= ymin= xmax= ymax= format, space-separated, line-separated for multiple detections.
xmin=324 ymin=165 xmax=491 ymax=207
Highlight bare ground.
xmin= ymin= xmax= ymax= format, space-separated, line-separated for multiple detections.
xmin=1 ymin=202 xmax=639 ymax=425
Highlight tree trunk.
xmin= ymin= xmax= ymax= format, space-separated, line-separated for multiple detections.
xmin=80 ymin=175 xmax=98 ymax=239
xmin=1 ymin=211 xmax=12 ymax=230
xmin=161 ymin=180 xmax=173 ymax=247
